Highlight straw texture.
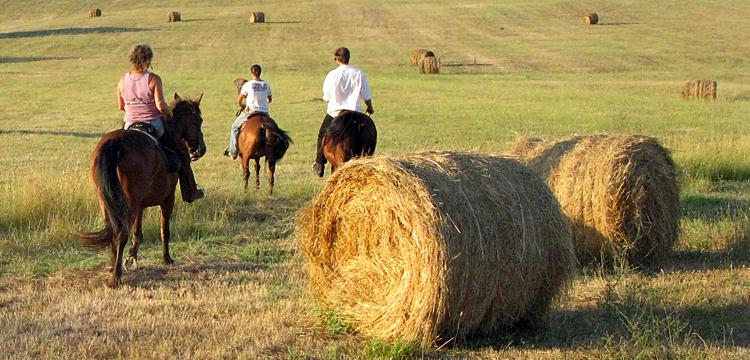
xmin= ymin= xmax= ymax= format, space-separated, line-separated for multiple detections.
xmin=297 ymin=151 xmax=575 ymax=347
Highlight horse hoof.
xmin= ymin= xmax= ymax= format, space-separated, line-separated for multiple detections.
xmin=163 ymin=257 xmax=174 ymax=265
xmin=124 ymin=257 xmax=138 ymax=271
xmin=106 ymin=277 xmax=121 ymax=288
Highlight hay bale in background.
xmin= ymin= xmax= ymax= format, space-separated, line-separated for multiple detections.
xmin=297 ymin=151 xmax=575 ymax=347
xmin=511 ymin=134 xmax=680 ymax=266
xmin=89 ymin=8 xmax=101 ymax=17
xmin=581 ymin=13 xmax=598 ymax=25
xmin=250 ymin=12 xmax=265 ymax=23
xmin=167 ymin=10 xmax=181 ymax=22
xmin=410 ymin=49 xmax=434 ymax=66
xmin=681 ymin=79 xmax=717 ymax=100
xmin=418 ymin=55 xmax=441 ymax=74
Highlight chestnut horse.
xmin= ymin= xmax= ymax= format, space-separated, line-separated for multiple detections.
xmin=322 ymin=110 xmax=377 ymax=173
xmin=237 ymin=113 xmax=292 ymax=194
xmin=78 ymin=93 xmax=206 ymax=287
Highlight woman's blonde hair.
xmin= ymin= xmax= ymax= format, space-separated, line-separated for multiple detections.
xmin=129 ymin=44 xmax=153 ymax=71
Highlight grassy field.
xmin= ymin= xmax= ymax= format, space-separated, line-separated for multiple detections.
xmin=1 ymin=0 xmax=749 ymax=358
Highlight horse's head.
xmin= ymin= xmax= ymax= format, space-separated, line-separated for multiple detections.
xmin=169 ymin=93 xmax=206 ymax=161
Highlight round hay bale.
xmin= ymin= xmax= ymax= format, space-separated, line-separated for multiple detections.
xmin=410 ymin=49 xmax=434 ymax=66
xmin=511 ymin=135 xmax=680 ymax=266
xmin=682 ymin=79 xmax=717 ymax=100
xmin=581 ymin=13 xmax=598 ymax=25
xmin=297 ymin=151 xmax=576 ymax=347
xmin=167 ymin=10 xmax=181 ymax=22
xmin=418 ymin=56 xmax=441 ymax=74
xmin=250 ymin=12 xmax=265 ymax=23
xmin=89 ymin=8 xmax=101 ymax=17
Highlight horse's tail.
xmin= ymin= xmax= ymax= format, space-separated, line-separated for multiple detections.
xmin=326 ymin=111 xmax=375 ymax=156
xmin=262 ymin=119 xmax=293 ymax=161
xmin=78 ymin=138 xmax=130 ymax=248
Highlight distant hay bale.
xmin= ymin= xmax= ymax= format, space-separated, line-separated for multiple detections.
xmin=89 ymin=8 xmax=101 ymax=17
xmin=581 ymin=13 xmax=598 ymax=25
xmin=297 ymin=151 xmax=576 ymax=347
xmin=167 ymin=10 xmax=181 ymax=22
xmin=512 ymin=134 xmax=680 ymax=266
xmin=410 ymin=49 xmax=434 ymax=66
xmin=682 ymin=79 xmax=717 ymax=100
xmin=250 ymin=12 xmax=265 ymax=23
xmin=418 ymin=55 xmax=441 ymax=74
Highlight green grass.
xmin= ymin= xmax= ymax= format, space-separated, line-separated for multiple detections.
xmin=1 ymin=0 xmax=749 ymax=358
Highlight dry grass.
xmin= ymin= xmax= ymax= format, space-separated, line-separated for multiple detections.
xmin=297 ymin=151 xmax=576 ymax=347
xmin=512 ymin=134 xmax=681 ymax=267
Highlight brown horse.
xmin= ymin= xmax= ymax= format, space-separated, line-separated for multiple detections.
xmin=78 ymin=93 xmax=206 ymax=288
xmin=322 ymin=111 xmax=377 ymax=173
xmin=237 ymin=113 xmax=292 ymax=194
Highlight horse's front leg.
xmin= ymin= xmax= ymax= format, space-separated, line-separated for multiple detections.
xmin=108 ymin=229 xmax=128 ymax=288
xmin=254 ymin=158 xmax=261 ymax=191
xmin=125 ymin=207 xmax=144 ymax=270
xmin=160 ymin=194 xmax=175 ymax=265
xmin=266 ymin=158 xmax=276 ymax=195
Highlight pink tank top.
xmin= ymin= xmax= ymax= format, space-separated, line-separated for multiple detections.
xmin=122 ymin=71 xmax=162 ymax=122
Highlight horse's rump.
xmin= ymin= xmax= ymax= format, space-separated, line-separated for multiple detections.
xmin=325 ymin=111 xmax=377 ymax=157
xmin=239 ymin=114 xmax=292 ymax=161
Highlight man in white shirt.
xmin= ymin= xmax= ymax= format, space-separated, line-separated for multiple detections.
xmin=313 ymin=47 xmax=374 ymax=176
xmin=224 ymin=64 xmax=273 ymax=159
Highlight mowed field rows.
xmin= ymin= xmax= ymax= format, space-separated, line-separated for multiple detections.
xmin=1 ymin=0 xmax=749 ymax=358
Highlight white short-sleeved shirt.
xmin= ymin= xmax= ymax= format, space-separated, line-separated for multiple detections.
xmin=241 ymin=79 xmax=272 ymax=113
xmin=322 ymin=64 xmax=371 ymax=117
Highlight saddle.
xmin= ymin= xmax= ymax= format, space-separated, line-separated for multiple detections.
xmin=126 ymin=123 xmax=181 ymax=173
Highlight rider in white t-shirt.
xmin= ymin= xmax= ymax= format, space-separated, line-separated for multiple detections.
xmin=312 ymin=47 xmax=374 ymax=176
xmin=224 ymin=64 xmax=273 ymax=159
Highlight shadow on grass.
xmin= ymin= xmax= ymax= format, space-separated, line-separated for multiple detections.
xmin=442 ymin=62 xmax=494 ymax=67
xmin=455 ymin=298 xmax=750 ymax=352
xmin=123 ymin=260 xmax=269 ymax=288
xmin=597 ymin=22 xmax=640 ymax=26
xmin=0 ymin=27 xmax=151 ymax=39
xmin=0 ymin=56 xmax=71 ymax=63
xmin=0 ymin=129 xmax=104 ymax=138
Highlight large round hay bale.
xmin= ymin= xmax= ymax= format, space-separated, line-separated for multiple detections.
xmin=250 ymin=12 xmax=265 ymax=23
xmin=297 ymin=151 xmax=576 ymax=347
xmin=511 ymin=134 xmax=680 ymax=266
xmin=167 ymin=10 xmax=181 ymax=22
xmin=581 ymin=13 xmax=598 ymax=25
xmin=418 ymin=55 xmax=441 ymax=74
xmin=410 ymin=49 xmax=434 ymax=66
xmin=89 ymin=8 xmax=101 ymax=17
xmin=682 ymin=79 xmax=717 ymax=100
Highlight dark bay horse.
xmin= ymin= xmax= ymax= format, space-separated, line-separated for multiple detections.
xmin=78 ymin=93 xmax=206 ymax=287
xmin=237 ymin=113 xmax=292 ymax=194
xmin=322 ymin=111 xmax=377 ymax=173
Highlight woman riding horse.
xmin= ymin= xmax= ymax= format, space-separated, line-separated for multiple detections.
xmin=116 ymin=44 xmax=204 ymax=202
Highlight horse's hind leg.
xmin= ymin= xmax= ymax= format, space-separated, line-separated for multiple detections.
xmin=108 ymin=229 xmax=128 ymax=288
xmin=242 ymin=157 xmax=251 ymax=190
xmin=266 ymin=158 xmax=276 ymax=195
xmin=254 ymin=158 xmax=261 ymax=191
xmin=125 ymin=208 xmax=144 ymax=270
xmin=160 ymin=195 xmax=175 ymax=265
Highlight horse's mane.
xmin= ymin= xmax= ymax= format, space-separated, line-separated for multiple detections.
xmin=325 ymin=111 xmax=369 ymax=145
